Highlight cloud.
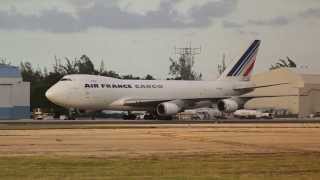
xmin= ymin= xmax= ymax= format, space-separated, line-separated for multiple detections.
xmin=224 ymin=7 xmax=320 ymax=31
xmin=222 ymin=21 xmax=244 ymax=28
xmin=247 ymin=16 xmax=291 ymax=26
xmin=223 ymin=16 xmax=292 ymax=32
xmin=222 ymin=16 xmax=292 ymax=36
xmin=299 ymin=8 xmax=320 ymax=18
xmin=188 ymin=0 xmax=238 ymax=26
xmin=0 ymin=0 xmax=238 ymax=33
xmin=0 ymin=8 xmax=78 ymax=33
xmin=238 ymin=30 xmax=259 ymax=36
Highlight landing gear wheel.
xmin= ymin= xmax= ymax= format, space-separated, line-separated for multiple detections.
xmin=143 ymin=114 xmax=156 ymax=120
xmin=68 ymin=108 xmax=76 ymax=120
xmin=123 ymin=112 xmax=137 ymax=120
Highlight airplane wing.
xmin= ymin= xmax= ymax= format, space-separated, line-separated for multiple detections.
xmin=123 ymin=98 xmax=173 ymax=107
xmin=122 ymin=97 xmax=227 ymax=107
xmin=234 ymin=82 xmax=288 ymax=91
xmin=122 ymin=81 xmax=289 ymax=108
xmin=239 ymin=94 xmax=298 ymax=102
xmin=240 ymin=94 xmax=298 ymax=98
xmin=122 ymin=92 xmax=294 ymax=108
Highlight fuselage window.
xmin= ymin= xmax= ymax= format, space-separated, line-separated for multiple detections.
xmin=60 ymin=78 xmax=72 ymax=81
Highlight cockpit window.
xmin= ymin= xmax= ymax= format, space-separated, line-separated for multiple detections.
xmin=60 ymin=78 xmax=72 ymax=81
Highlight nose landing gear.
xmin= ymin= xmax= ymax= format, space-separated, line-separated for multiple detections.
xmin=68 ymin=108 xmax=76 ymax=120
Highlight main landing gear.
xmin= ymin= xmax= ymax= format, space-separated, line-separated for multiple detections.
xmin=123 ymin=111 xmax=137 ymax=120
xmin=143 ymin=110 xmax=173 ymax=120
xmin=67 ymin=109 xmax=98 ymax=120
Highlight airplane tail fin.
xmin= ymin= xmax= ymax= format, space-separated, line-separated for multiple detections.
xmin=219 ymin=40 xmax=261 ymax=80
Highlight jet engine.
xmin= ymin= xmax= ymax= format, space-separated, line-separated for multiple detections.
xmin=156 ymin=102 xmax=182 ymax=116
xmin=217 ymin=99 xmax=242 ymax=113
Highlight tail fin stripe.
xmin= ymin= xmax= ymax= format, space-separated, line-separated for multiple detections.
xmin=232 ymin=41 xmax=260 ymax=76
xmin=218 ymin=40 xmax=261 ymax=80
xmin=243 ymin=60 xmax=255 ymax=76
xmin=234 ymin=46 xmax=259 ymax=76
xmin=241 ymin=52 xmax=258 ymax=76
xmin=227 ymin=40 xmax=260 ymax=76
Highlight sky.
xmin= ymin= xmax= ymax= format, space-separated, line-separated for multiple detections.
xmin=0 ymin=0 xmax=319 ymax=80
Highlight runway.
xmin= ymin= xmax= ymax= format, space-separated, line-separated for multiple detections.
xmin=0 ymin=118 xmax=320 ymax=125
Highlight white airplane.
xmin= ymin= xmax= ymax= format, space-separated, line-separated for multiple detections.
xmin=46 ymin=40 xmax=278 ymax=119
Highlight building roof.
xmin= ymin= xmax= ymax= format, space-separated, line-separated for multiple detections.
xmin=289 ymin=68 xmax=320 ymax=75
xmin=281 ymin=68 xmax=320 ymax=85
xmin=0 ymin=65 xmax=21 ymax=78
xmin=253 ymin=68 xmax=320 ymax=85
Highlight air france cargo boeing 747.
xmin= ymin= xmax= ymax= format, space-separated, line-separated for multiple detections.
xmin=46 ymin=40 xmax=277 ymax=119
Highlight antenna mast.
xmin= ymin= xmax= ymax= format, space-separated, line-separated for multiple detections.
xmin=174 ymin=42 xmax=201 ymax=66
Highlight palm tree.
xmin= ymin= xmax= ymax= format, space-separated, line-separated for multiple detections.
xmin=217 ymin=54 xmax=227 ymax=76
xmin=0 ymin=58 xmax=11 ymax=65
xmin=270 ymin=57 xmax=297 ymax=70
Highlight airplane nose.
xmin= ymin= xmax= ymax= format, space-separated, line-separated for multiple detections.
xmin=45 ymin=84 xmax=71 ymax=107
xmin=45 ymin=87 xmax=56 ymax=101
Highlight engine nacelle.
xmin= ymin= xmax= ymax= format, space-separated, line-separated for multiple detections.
xmin=217 ymin=99 xmax=239 ymax=113
xmin=156 ymin=102 xmax=182 ymax=116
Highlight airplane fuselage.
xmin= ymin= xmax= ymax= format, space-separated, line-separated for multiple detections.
xmin=46 ymin=74 xmax=252 ymax=111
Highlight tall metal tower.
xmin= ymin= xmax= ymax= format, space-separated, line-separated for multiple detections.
xmin=174 ymin=43 xmax=201 ymax=66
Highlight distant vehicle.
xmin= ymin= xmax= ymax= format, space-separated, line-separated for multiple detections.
xmin=59 ymin=115 xmax=68 ymax=120
xmin=45 ymin=40 xmax=284 ymax=120
xmin=184 ymin=108 xmax=224 ymax=120
xmin=32 ymin=108 xmax=44 ymax=120
xmin=234 ymin=109 xmax=273 ymax=119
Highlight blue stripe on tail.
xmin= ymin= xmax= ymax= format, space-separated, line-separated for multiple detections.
xmin=227 ymin=40 xmax=261 ymax=76
xmin=234 ymin=45 xmax=259 ymax=76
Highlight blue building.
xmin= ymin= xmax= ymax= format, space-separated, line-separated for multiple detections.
xmin=0 ymin=65 xmax=30 ymax=119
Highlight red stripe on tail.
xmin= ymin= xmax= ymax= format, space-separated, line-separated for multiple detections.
xmin=244 ymin=61 xmax=255 ymax=76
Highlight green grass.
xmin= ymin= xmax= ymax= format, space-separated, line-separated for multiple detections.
xmin=0 ymin=153 xmax=320 ymax=180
